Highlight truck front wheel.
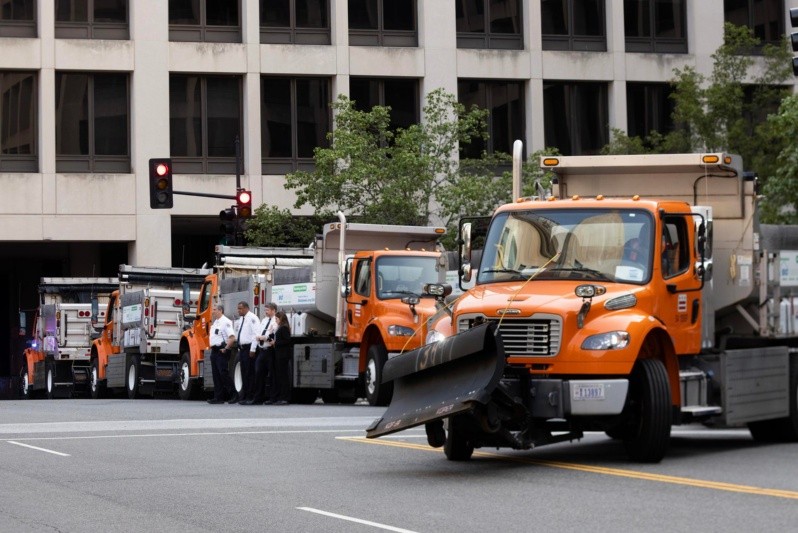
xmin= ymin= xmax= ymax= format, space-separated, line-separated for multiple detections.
xmin=126 ymin=356 xmax=140 ymax=400
xmin=90 ymin=359 xmax=106 ymax=400
xmin=20 ymin=368 xmax=30 ymax=399
xmin=178 ymin=352 xmax=199 ymax=401
xmin=444 ymin=415 xmax=474 ymax=461
xmin=622 ymin=358 xmax=672 ymax=463
xmin=45 ymin=361 xmax=56 ymax=400
xmin=365 ymin=344 xmax=392 ymax=406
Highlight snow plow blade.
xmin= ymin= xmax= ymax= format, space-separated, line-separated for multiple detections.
xmin=366 ymin=322 xmax=506 ymax=438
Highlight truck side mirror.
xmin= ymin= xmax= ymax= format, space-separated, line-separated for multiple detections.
xmin=90 ymin=298 xmax=99 ymax=325
xmin=460 ymin=222 xmax=473 ymax=283
xmin=18 ymin=311 xmax=26 ymax=336
xmin=182 ymin=282 xmax=191 ymax=315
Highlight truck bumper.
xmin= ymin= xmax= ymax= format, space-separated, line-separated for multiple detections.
xmin=525 ymin=378 xmax=629 ymax=418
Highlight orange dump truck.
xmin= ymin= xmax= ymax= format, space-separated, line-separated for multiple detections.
xmin=20 ymin=278 xmax=117 ymax=398
xmin=368 ymin=147 xmax=798 ymax=463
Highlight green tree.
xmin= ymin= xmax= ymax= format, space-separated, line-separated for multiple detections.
xmin=244 ymin=205 xmax=321 ymax=248
xmin=760 ymin=95 xmax=798 ymax=224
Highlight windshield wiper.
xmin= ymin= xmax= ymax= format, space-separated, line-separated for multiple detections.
xmin=482 ymin=267 xmax=523 ymax=276
xmin=548 ymin=267 xmax=613 ymax=281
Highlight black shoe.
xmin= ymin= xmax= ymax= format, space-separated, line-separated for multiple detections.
xmin=227 ymin=394 xmax=240 ymax=404
xmin=273 ymin=400 xmax=288 ymax=405
xmin=207 ymin=398 xmax=224 ymax=404
xmin=240 ymin=399 xmax=254 ymax=405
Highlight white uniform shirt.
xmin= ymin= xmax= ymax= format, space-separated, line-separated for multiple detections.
xmin=209 ymin=314 xmax=234 ymax=348
xmin=254 ymin=315 xmax=278 ymax=350
xmin=234 ymin=310 xmax=260 ymax=346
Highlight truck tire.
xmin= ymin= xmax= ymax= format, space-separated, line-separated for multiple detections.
xmin=126 ymin=355 xmax=140 ymax=400
xmin=622 ymin=358 xmax=672 ymax=463
xmin=444 ymin=415 xmax=474 ymax=461
xmin=178 ymin=352 xmax=199 ymax=401
xmin=90 ymin=359 xmax=107 ymax=400
xmin=20 ymin=368 xmax=30 ymax=399
xmin=748 ymin=356 xmax=798 ymax=442
xmin=365 ymin=344 xmax=392 ymax=407
xmin=45 ymin=361 xmax=56 ymax=400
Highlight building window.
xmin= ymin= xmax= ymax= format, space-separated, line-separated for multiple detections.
xmin=543 ymin=81 xmax=608 ymax=155
xmin=625 ymin=0 xmax=686 ymax=53
xmin=260 ymin=0 xmax=329 ymax=44
xmin=626 ymin=82 xmax=674 ymax=139
xmin=55 ymin=72 xmax=129 ymax=173
xmin=457 ymin=79 xmax=524 ymax=158
xmin=348 ymin=0 xmax=417 ymax=47
xmin=170 ymin=75 xmax=242 ymax=174
xmin=0 ymin=0 xmax=36 ymax=37
xmin=350 ymin=78 xmax=419 ymax=132
xmin=261 ymin=77 xmax=330 ymax=174
xmin=169 ymin=0 xmax=241 ymax=43
xmin=55 ymin=0 xmax=128 ymax=40
xmin=542 ymin=0 xmax=606 ymax=51
xmin=724 ymin=0 xmax=783 ymax=47
xmin=0 ymin=71 xmax=37 ymax=172
xmin=456 ymin=0 xmax=523 ymax=50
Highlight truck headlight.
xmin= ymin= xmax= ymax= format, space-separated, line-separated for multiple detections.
xmin=425 ymin=330 xmax=446 ymax=345
xmin=581 ymin=331 xmax=630 ymax=350
xmin=388 ymin=325 xmax=414 ymax=337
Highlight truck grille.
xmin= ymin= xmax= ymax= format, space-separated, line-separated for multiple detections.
xmin=458 ymin=314 xmax=561 ymax=357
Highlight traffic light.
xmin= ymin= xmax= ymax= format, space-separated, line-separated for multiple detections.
xmin=149 ymin=158 xmax=173 ymax=209
xmin=219 ymin=207 xmax=237 ymax=244
xmin=791 ymin=8 xmax=798 ymax=76
xmin=236 ymin=189 xmax=252 ymax=218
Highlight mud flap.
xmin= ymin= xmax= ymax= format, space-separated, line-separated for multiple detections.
xmin=366 ymin=322 xmax=506 ymax=438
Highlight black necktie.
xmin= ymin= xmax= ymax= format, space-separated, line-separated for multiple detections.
xmin=261 ymin=318 xmax=271 ymax=336
xmin=237 ymin=316 xmax=244 ymax=345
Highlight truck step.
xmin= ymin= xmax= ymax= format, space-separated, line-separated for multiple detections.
xmin=681 ymin=405 xmax=722 ymax=416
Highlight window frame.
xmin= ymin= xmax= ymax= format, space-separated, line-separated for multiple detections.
xmin=0 ymin=0 xmax=37 ymax=37
xmin=55 ymin=0 xmax=129 ymax=40
xmin=661 ymin=216 xmax=690 ymax=279
xmin=0 ymin=70 xmax=38 ymax=172
xmin=261 ymin=76 xmax=331 ymax=174
xmin=543 ymin=80 xmax=609 ymax=156
xmin=348 ymin=0 xmax=418 ymax=47
xmin=723 ymin=0 xmax=784 ymax=49
xmin=456 ymin=0 xmax=524 ymax=50
xmin=169 ymin=0 xmax=242 ymax=43
xmin=542 ymin=0 xmax=607 ymax=52
xmin=349 ymin=77 xmax=420 ymax=132
xmin=55 ymin=71 xmax=130 ymax=173
xmin=260 ymin=0 xmax=330 ymax=45
xmin=169 ymin=74 xmax=244 ymax=175
xmin=625 ymin=82 xmax=675 ymax=139
xmin=624 ymin=0 xmax=687 ymax=54
xmin=457 ymin=78 xmax=526 ymax=158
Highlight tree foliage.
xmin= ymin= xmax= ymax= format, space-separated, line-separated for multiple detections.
xmin=244 ymin=205 xmax=322 ymax=248
xmin=760 ymin=95 xmax=798 ymax=224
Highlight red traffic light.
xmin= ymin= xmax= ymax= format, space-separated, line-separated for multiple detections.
xmin=155 ymin=163 xmax=169 ymax=176
xmin=148 ymin=158 xmax=173 ymax=209
xmin=236 ymin=189 xmax=253 ymax=219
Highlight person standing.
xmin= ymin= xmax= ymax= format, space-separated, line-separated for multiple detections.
xmin=206 ymin=304 xmax=237 ymax=404
xmin=268 ymin=311 xmax=292 ymax=405
xmin=234 ymin=301 xmax=260 ymax=404
xmin=247 ymin=302 xmax=278 ymax=404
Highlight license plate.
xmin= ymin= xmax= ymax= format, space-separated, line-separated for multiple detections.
xmin=572 ymin=384 xmax=605 ymax=401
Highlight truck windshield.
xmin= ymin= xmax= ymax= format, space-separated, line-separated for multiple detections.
xmin=478 ymin=208 xmax=653 ymax=284
xmin=376 ymin=256 xmax=440 ymax=299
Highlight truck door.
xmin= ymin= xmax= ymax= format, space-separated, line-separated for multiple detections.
xmin=657 ymin=214 xmax=703 ymax=354
xmin=347 ymin=257 xmax=372 ymax=343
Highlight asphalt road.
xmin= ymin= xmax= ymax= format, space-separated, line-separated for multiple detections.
xmin=1 ymin=399 xmax=797 ymax=532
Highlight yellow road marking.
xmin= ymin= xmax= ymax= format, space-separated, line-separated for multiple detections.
xmin=337 ymin=436 xmax=798 ymax=500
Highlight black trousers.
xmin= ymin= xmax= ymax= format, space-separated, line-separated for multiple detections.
xmin=210 ymin=347 xmax=235 ymax=400
xmin=249 ymin=347 xmax=274 ymax=402
xmin=270 ymin=355 xmax=291 ymax=403
xmin=238 ymin=344 xmax=253 ymax=399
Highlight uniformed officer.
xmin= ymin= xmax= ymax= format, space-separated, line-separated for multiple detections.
xmin=206 ymin=304 xmax=237 ymax=404
xmin=246 ymin=302 xmax=278 ymax=404
xmin=234 ymin=301 xmax=260 ymax=404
